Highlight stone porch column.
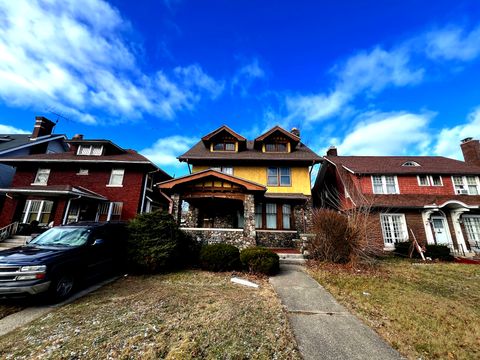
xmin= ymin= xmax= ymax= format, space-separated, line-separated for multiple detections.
xmin=243 ymin=194 xmax=256 ymax=247
xmin=170 ymin=193 xmax=182 ymax=225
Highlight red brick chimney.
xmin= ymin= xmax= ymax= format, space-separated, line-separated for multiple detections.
xmin=31 ymin=116 xmax=56 ymax=140
xmin=326 ymin=146 xmax=338 ymax=156
xmin=461 ymin=138 xmax=480 ymax=166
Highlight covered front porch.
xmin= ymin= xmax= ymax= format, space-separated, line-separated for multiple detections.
xmin=0 ymin=185 xmax=112 ymax=229
xmin=159 ymin=170 xmax=260 ymax=248
xmin=422 ymin=200 xmax=480 ymax=256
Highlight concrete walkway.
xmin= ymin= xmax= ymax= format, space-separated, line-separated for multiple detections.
xmin=270 ymin=265 xmax=402 ymax=360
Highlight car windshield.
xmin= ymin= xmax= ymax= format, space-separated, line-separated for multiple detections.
xmin=29 ymin=227 xmax=91 ymax=247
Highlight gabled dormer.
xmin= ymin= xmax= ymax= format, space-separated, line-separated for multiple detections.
xmin=67 ymin=135 xmax=127 ymax=156
xmin=254 ymin=126 xmax=300 ymax=153
xmin=201 ymin=125 xmax=247 ymax=153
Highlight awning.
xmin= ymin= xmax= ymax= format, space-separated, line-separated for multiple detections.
xmin=0 ymin=185 xmax=107 ymax=201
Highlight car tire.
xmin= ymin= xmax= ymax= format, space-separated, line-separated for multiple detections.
xmin=49 ymin=273 xmax=75 ymax=302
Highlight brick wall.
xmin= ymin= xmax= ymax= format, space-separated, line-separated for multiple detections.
xmin=0 ymin=163 xmax=146 ymax=226
xmin=357 ymin=175 xmax=455 ymax=195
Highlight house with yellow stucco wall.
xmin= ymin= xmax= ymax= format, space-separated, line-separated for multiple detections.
xmin=157 ymin=125 xmax=321 ymax=248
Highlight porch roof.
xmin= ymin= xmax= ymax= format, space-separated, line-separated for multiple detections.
xmin=156 ymin=169 xmax=267 ymax=192
xmin=0 ymin=185 xmax=108 ymax=200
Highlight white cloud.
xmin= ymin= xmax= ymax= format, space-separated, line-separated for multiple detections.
xmin=0 ymin=0 xmax=223 ymax=124
xmin=285 ymin=47 xmax=423 ymax=123
xmin=0 ymin=124 xmax=29 ymax=134
xmin=434 ymin=107 xmax=480 ymax=159
xmin=284 ymin=23 xmax=480 ymax=124
xmin=140 ymin=135 xmax=197 ymax=167
xmin=231 ymin=58 xmax=266 ymax=96
xmin=426 ymin=25 xmax=480 ymax=61
xmin=338 ymin=111 xmax=433 ymax=156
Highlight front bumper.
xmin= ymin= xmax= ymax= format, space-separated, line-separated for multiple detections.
xmin=0 ymin=281 xmax=51 ymax=296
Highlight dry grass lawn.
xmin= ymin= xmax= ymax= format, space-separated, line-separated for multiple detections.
xmin=308 ymin=258 xmax=480 ymax=360
xmin=0 ymin=270 xmax=299 ymax=359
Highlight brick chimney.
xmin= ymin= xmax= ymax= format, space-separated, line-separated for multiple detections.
xmin=461 ymin=137 xmax=480 ymax=166
xmin=291 ymin=127 xmax=300 ymax=138
xmin=326 ymin=146 xmax=338 ymax=156
xmin=31 ymin=116 xmax=56 ymax=140
xmin=69 ymin=134 xmax=84 ymax=153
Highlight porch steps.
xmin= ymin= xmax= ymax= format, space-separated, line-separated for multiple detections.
xmin=269 ymin=249 xmax=306 ymax=265
xmin=0 ymin=236 xmax=29 ymax=250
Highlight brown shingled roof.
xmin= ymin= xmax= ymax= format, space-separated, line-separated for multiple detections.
xmin=179 ymin=140 xmax=321 ymax=163
xmin=0 ymin=150 xmax=155 ymax=165
xmin=325 ymin=155 xmax=480 ymax=175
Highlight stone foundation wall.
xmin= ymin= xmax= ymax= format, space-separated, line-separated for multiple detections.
xmin=181 ymin=228 xmax=255 ymax=249
xmin=294 ymin=196 xmax=314 ymax=233
xmin=256 ymin=230 xmax=298 ymax=248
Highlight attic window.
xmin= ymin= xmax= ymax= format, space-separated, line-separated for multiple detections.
xmin=0 ymin=136 xmax=12 ymax=142
xmin=213 ymin=142 xmax=235 ymax=151
xmin=77 ymin=145 xmax=103 ymax=156
xmin=402 ymin=161 xmax=420 ymax=167
xmin=265 ymin=142 xmax=288 ymax=152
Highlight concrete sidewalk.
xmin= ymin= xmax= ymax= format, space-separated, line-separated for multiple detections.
xmin=270 ymin=265 xmax=402 ymax=360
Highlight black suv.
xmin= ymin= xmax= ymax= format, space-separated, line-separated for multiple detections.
xmin=0 ymin=222 xmax=127 ymax=301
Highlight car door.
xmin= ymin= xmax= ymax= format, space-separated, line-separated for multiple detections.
xmin=85 ymin=226 xmax=115 ymax=281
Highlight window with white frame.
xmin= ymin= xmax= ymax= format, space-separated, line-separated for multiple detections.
xmin=402 ymin=161 xmax=420 ymax=167
xmin=33 ymin=168 xmax=50 ymax=185
xmin=108 ymin=169 xmax=125 ymax=186
xmin=21 ymin=200 xmax=54 ymax=225
xmin=417 ymin=175 xmax=443 ymax=186
xmin=452 ymin=176 xmax=480 ymax=195
xmin=267 ymin=167 xmax=291 ymax=186
xmin=380 ymin=214 xmax=408 ymax=245
xmin=211 ymin=166 xmax=233 ymax=175
xmin=77 ymin=144 xmax=103 ymax=156
xmin=97 ymin=202 xmax=123 ymax=221
xmin=463 ymin=216 xmax=480 ymax=247
xmin=372 ymin=175 xmax=398 ymax=194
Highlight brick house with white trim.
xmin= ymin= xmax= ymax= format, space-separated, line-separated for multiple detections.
xmin=0 ymin=135 xmax=171 ymax=228
xmin=313 ymin=138 xmax=480 ymax=256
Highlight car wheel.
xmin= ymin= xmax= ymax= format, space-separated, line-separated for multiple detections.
xmin=50 ymin=273 xmax=75 ymax=302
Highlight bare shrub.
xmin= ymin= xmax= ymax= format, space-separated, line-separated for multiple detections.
xmin=308 ymin=208 xmax=382 ymax=266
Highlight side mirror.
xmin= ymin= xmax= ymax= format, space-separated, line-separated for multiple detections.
xmin=92 ymin=238 xmax=105 ymax=246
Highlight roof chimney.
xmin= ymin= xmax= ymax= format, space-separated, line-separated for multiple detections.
xmin=31 ymin=116 xmax=56 ymax=140
xmin=461 ymin=137 xmax=480 ymax=166
xmin=72 ymin=134 xmax=84 ymax=140
xmin=291 ymin=127 xmax=300 ymax=138
xmin=326 ymin=146 xmax=338 ymax=156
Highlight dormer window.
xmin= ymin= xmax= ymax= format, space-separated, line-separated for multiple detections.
xmin=77 ymin=144 xmax=103 ymax=156
xmin=265 ymin=142 xmax=288 ymax=152
xmin=213 ymin=142 xmax=235 ymax=151
xmin=33 ymin=168 xmax=50 ymax=185
xmin=402 ymin=161 xmax=420 ymax=167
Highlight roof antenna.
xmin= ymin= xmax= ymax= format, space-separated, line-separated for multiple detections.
xmin=45 ymin=107 xmax=71 ymax=126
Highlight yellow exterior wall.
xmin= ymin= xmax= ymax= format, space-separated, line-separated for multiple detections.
xmin=193 ymin=165 xmax=312 ymax=195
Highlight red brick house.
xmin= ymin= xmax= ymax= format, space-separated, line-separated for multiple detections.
xmin=0 ymin=135 xmax=171 ymax=228
xmin=313 ymin=138 xmax=480 ymax=256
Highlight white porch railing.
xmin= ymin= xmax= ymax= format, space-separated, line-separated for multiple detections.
xmin=0 ymin=222 xmax=19 ymax=242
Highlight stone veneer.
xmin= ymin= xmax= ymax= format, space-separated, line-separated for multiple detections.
xmin=181 ymin=228 xmax=255 ymax=249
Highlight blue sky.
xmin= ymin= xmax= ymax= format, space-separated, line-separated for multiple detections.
xmin=0 ymin=0 xmax=480 ymax=177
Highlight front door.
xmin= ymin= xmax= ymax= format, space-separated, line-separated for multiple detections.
xmin=431 ymin=217 xmax=450 ymax=245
